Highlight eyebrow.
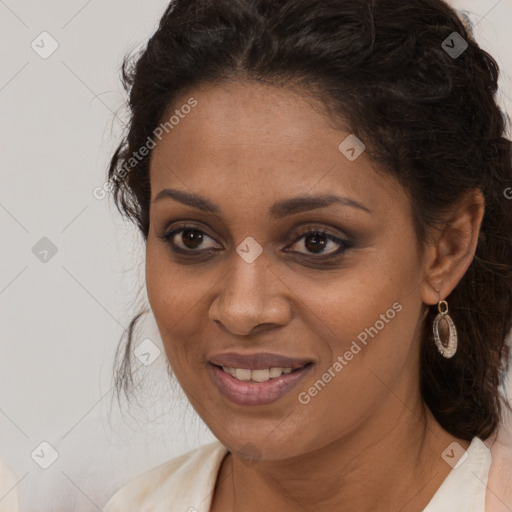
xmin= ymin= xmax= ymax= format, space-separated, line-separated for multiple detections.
xmin=153 ymin=188 xmax=371 ymax=217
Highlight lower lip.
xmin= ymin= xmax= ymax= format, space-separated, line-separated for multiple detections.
xmin=208 ymin=363 xmax=313 ymax=406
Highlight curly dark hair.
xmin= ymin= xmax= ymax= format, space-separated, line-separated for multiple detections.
xmin=108 ymin=0 xmax=512 ymax=441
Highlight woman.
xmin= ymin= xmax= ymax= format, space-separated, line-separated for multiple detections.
xmin=103 ymin=0 xmax=512 ymax=510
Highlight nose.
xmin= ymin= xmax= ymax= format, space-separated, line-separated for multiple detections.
xmin=208 ymin=251 xmax=292 ymax=336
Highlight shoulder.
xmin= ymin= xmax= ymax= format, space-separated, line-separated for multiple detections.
xmin=103 ymin=441 xmax=228 ymax=512
xmin=423 ymin=437 xmax=491 ymax=512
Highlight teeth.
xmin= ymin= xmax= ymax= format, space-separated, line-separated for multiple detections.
xmin=251 ymin=369 xmax=270 ymax=382
xmin=221 ymin=366 xmax=295 ymax=382
xmin=269 ymin=367 xmax=283 ymax=378
xmin=235 ymin=368 xmax=252 ymax=381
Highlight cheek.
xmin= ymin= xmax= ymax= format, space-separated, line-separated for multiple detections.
xmin=145 ymin=239 xmax=209 ymax=369
xmin=292 ymin=267 xmax=421 ymax=383
xmin=294 ymin=232 xmax=422 ymax=348
xmin=295 ymin=238 xmax=424 ymax=421
xmin=290 ymin=297 xmax=423 ymax=449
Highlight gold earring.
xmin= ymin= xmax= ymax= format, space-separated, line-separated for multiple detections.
xmin=433 ymin=300 xmax=458 ymax=358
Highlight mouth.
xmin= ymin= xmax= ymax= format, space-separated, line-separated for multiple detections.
xmin=208 ymin=353 xmax=314 ymax=406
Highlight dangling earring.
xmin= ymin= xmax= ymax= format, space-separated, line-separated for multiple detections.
xmin=433 ymin=299 xmax=458 ymax=358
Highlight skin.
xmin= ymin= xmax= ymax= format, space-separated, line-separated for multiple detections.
xmin=145 ymin=80 xmax=484 ymax=511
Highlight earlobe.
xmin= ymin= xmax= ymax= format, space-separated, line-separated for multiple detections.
xmin=420 ymin=188 xmax=485 ymax=306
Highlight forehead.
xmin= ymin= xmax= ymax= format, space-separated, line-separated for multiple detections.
xmin=149 ymin=80 xmax=404 ymax=214
xmin=155 ymin=80 xmax=342 ymax=158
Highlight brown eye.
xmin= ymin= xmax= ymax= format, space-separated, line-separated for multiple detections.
xmin=181 ymin=228 xmax=205 ymax=249
xmin=304 ymin=232 xmax=329 ymax=254
xmin=160 ymin=226 xmax=220 ymax=253
xmin=287 ymin=230 xmax=352 ymax=257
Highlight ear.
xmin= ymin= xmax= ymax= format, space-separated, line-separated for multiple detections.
xmin=421 ymin=189 xmax=485 ymax=305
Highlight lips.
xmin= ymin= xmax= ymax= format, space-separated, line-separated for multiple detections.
xmin=208 ymin=352 xmax=314 ymax=406
xmin=209 ymin=352 xmax=313 ymax=370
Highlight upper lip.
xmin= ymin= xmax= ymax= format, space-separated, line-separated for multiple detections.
xmin=209 ymin=352 xmax=314 ymax=370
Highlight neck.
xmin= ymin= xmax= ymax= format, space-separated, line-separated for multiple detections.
xmin=212 ymin=388 xmax=469 ymax=512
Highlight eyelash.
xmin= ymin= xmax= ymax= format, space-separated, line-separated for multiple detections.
xmin=158 ymin=224 xmax=354 ymax=261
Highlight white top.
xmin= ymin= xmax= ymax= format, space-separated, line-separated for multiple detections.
xmin=0 ymin=461 xmax=19 ymax=512
xmin=103 ymin=437 xmax=492 ymax=512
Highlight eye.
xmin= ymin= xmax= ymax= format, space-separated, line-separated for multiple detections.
xmin=158 ymin=224 xmax=353 ymax=260
xmin=159 ymin=226 xmax=221 ymax=253
xmin=285 ymin=228 xmax=353 ymax=257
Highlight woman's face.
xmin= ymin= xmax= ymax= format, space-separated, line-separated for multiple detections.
xmin=146 ymin=80 xmax=430 ymax=460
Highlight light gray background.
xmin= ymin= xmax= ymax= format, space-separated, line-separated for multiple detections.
xmin=1 ymin=1 xmax=511 ymax=510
